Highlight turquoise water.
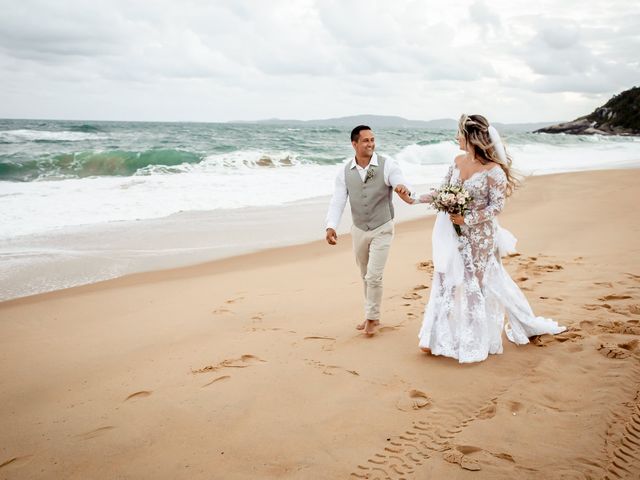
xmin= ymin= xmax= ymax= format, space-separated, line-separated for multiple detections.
xmin=0 ymin=119 xmax=464 ymax=181
xmin=1 ymin=118 xmax=639 ymax=239
xmin=4 ymin=118 xmax=636 ymax=181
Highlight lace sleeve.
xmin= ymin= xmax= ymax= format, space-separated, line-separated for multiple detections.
xmin=414 ymin=164 xmax=453 ymax=204
xmin=464 ymin=167 xmax=507 ymax=225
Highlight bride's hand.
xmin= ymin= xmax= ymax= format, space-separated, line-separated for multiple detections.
xmin=450 ymin=214 xmax=465 ymax=225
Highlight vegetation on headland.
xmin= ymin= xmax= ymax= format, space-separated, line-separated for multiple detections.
xmin=535 ymin=86 xmax=640 ymax=135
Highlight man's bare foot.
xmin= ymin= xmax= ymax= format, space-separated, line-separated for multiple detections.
xmin=364 ymin=319 xmax=378 ymax=335
xmin=420 ymin=347 xmax=432 ymax=354
xmin=356 ymin=320 xmax=380 ymax=331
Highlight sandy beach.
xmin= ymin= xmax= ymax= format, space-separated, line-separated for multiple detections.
xmin=1 ymin=168 xmax=639 ymax=479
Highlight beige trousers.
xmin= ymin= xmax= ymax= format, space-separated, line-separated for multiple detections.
xmin=351 ymin=220 xmax=394 ymax=320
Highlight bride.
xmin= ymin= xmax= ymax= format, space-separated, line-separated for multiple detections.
xmin=397 ymin=114 xmax=565 ymax=363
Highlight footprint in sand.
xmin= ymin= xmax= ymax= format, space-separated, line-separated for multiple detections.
xmin=492 ymin=452 xmax=516 ymax=463
xmin=538 ymin=264 xmax=564 ymax=272
xmin=586 ymin=302 xmax=636 ymax=317
xmin=402 ymin=292 xmax=422 ymax=300
xmin=599 ymin=294 xmax=633 ymax=301
xmin=0 ymin=455 xmax=34 ymax=470
xmin=237 ymin=354 xmax=265 ymax=365
xmin=303 ymin=336 xmax=336 ymax=351
xmin=476 ymin=400 xmax=497 ymax=420
xmin=379 ymin=325 xmax=400 ymax=333
xmin=125 ymin=390 xmax=152 ymax=401
xmin=323 ymin=365 xmax=360 ymax=376
xmin=597 ymin=340 xmax=639 ymax=359
xmin=531 ymin=329 xmax=583 ymax=346
xmin=417 ymin=261 xmax=434 ymax=273
xmin=396 ymin=389 xmax=432 ymax=412
xmin=212 ymin=307 xmax=232 ymax=315
xmin=445 ymin=445 xmax=517 ymax=471
xmin=225 ymin=296 xmax=245 ymax=304
xmin=595 ymin=320 xmax=640 ymax=335
xmin=306 ymin=359 xmax=359 ymax=377
xmin=212 ymin=297 xmax=245 ymax=315
xmin=617 ymin=339 xmax=638 ymax=351
xmin=539 ymin=296 xmax=563 ymax=302
xmin=202 ymin=375 xmax=231 ymax=388
xmin=192 ymin=354 xmax=266 ymax=374
xmin=77 ymin=426 xmax=115 ymax=440
xmin=442 ymin=449 xmax=482 ymax=471
xmin=583 ymin=303 xmax=621 ymax=313
xmin=246 ymin=313 xmax=289 ymax=333
xmin=507 ymin=401 xmax=524 ymax=415
xmin=413 ymin=284 xmax=429 ymax=291
xmin=248 ymin=326 xmax=284 ymax=332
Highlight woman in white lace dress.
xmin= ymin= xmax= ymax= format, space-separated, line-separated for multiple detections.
xmin=398 ymin=114 xmax=565 ymax=363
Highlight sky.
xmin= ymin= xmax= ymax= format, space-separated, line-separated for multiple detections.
xmin=0 ymin=0 xmax=638 ymax=123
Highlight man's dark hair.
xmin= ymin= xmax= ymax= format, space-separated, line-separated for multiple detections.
xmin=351 ymin=125 xmax=372 ymax=142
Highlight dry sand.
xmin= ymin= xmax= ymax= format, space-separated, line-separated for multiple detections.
xmin=1 ymin=168 xmax=639 ymax=479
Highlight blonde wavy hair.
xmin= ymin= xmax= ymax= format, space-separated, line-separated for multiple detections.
xmin=457 ymin=114 xmax=520 ymax=197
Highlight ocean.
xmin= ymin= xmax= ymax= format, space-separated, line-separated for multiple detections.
xmin=1 ymin=118 xmax=639 ymax=300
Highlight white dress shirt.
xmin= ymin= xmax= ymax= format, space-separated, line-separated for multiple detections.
xmin=325 ymin=152 xmax=410 ymax=230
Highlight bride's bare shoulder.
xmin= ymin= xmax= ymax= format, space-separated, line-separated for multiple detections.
xmin=453 ymin=154 xmax=465 ymax=167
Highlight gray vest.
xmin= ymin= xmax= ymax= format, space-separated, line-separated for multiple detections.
xmin=345 ymin=155 xmax=394 ymax=231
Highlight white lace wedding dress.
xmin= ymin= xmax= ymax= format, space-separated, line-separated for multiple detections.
xmin=415 ymin=164 xmax=565 ymax=363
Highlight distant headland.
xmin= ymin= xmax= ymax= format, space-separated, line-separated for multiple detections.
xmin=535 ymin=86 xmax=640 ymax=136
xmin=234 ymin=115 xmax=558 ymax=132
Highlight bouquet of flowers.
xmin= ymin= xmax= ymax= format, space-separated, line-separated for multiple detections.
xmin=430 ymin=184 xmax=473 ymax=235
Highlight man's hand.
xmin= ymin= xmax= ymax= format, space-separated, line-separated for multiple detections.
xmin=394 ymin=184 xmax=410 ymax=196
xmin=326 ymin=228 xmax=338 ymax=245
xmin=394 ymin=184 xmax=413 ymax=204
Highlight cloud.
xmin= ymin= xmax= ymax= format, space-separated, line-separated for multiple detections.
xmin=469 ymin=0 xmax=502 ymax=33
xmin=508 ymin=13 xmax=640 ymax=94
xmin=0 ymin=0 xmax=638 ymax=122
xmin=0 ymin=2 xmax=130 ymax=61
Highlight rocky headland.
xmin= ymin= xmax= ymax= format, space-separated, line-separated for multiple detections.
xmin=536 ymin=86 xmax=640 ymax=135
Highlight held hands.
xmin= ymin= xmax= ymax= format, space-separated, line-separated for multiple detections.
xmin=394 ymin=184 xmax=413 ymax=204
xmin=449 ymin=214 xmax=465 ymax=225
xmin=325 ymin=228 xmax=338 ymax=245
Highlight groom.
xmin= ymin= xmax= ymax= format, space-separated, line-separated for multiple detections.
xmin=325 ymin=125 xmax=411 ymax=335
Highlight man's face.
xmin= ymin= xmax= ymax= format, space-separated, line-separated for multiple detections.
xmin=352 ymin=129 xmax=375 ymax=158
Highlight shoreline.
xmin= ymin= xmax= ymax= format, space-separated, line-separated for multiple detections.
xmin=2 ymin=164 xmax=640 ymax=304
xmin=1 ymin=168 xmax=639 ymax=478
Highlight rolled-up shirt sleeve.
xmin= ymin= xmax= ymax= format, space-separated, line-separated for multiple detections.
xmin=384 ymin=156 xmax=411 ymax=191
xmin=325 ymin=165 xmax=348 ymax=230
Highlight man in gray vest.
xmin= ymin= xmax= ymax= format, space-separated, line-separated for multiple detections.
xmin=325 ymin=125 xmax=411 ymax=335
